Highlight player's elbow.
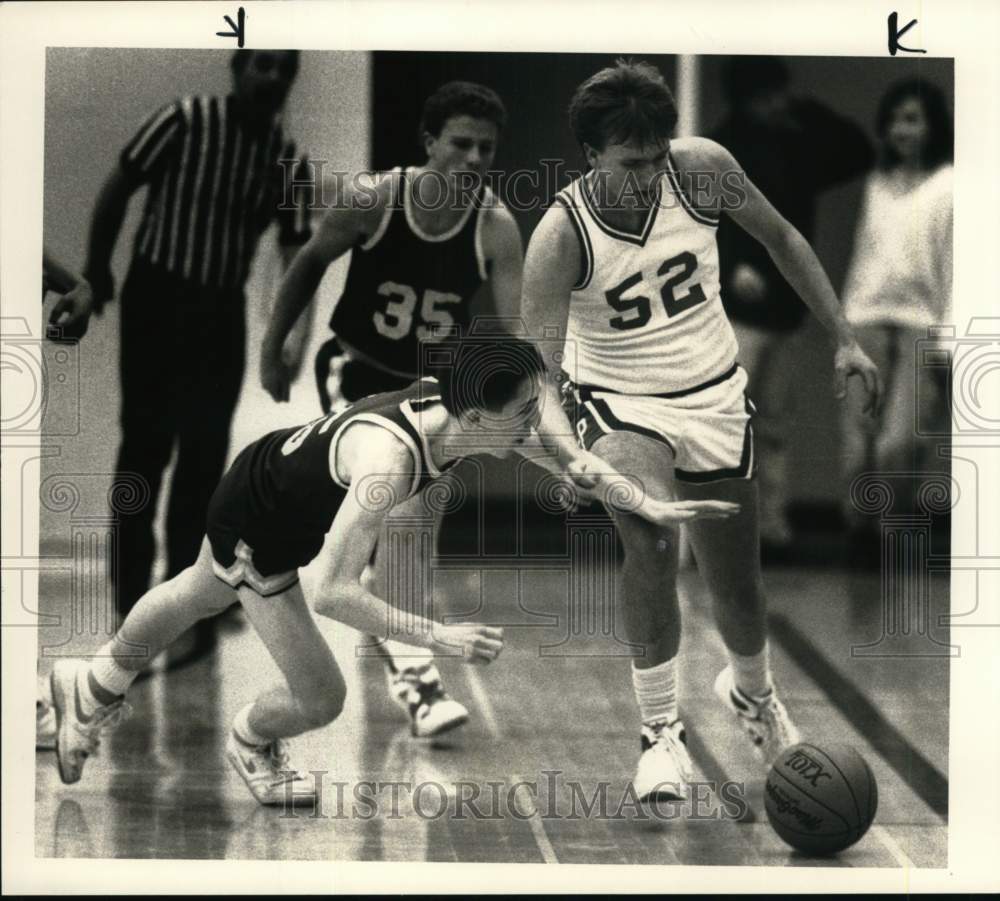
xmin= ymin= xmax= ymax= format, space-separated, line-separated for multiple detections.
xmin=765 ymin=221 xmax=807 ymax=265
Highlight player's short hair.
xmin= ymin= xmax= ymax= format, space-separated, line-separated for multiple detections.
xmin=722 ymin=56 xmax=790 ymax=107
xmin=230 ymin=49 xmax=300 ymax=79
xmin=568 ymin=59 xmax=678 ymax=152
xmin=876 ymin=77 xmax=953 ymax=171
xmin=420 ymin=81 xmax=507 ymax=139
xmin=428 ymin=337 xmax=544 ymax=418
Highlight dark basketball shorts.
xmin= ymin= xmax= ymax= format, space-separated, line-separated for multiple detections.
xmin=315 ymin=336 xmax=412 ymax=412
xmin=560 ymin=363 xmax=758 ymax=484
xmin=205 ymin=448 xmax=323 ymax=598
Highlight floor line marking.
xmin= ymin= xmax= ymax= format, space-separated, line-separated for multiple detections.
xmin=462 ymin=661 xmax=502 ymax=740
xmin=872 ymin=825 xmax=916 ymax=869
xmin=516 ymin=773 xmax=559 ymax=864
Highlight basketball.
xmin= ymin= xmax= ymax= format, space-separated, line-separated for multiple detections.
xmin=764 ymin=742 xmax=878 ymax=856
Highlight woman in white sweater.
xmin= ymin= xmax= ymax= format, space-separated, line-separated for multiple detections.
xmin=841 ymin=78 xmax=953 ymax=524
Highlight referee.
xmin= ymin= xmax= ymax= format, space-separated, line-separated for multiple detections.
xmin=83 ymin=50 xmax=312 ymax=638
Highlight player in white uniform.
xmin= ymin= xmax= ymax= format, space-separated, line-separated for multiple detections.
xmin=524 ymin=61 xmax=882 ymax=802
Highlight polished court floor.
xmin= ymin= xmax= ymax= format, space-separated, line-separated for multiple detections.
xmin=34 ymin=551 xmax=949 ymax=867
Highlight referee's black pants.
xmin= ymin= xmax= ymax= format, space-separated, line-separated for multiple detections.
xmin=113 ymin=258 xmax=246 ymax=618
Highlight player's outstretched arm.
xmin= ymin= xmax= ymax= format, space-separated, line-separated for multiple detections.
xmin=521 ymin=203 xmax=590 ymax=467
xmin=312 ymin=429 xmax=503 ymax=664
xmin=509 ymin=431 xmax=740 ymax=524
xmin=569 ymin=451 xmax=741 ymax=526
xmin=260 ymin=176 xmax=383 ymax=402
xmin=680 ymin=137 xmax=883 ymax=418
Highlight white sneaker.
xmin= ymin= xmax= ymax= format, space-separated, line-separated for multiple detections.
xmin=389 ymin=663 xmax=469 ymax=738
xmin=714 ymin=665 xmax=801 ymax=766
xmin=50 ymin=659 xmax=131 ymax=784
xmin=633 ymin=720 xmax=695 ymax=803
xmin=225 ymin=733 xmax=317 ymax=806
xmin=36 ymin=697 xmax=57 ymax=750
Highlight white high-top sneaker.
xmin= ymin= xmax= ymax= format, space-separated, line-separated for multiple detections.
xmin=632 ymin=719 xmax=695 ymax=803
xmin=389 ymin=663 xmax=469 ymax=738
xmin=714 ymin=665 xmax=801 ymax=767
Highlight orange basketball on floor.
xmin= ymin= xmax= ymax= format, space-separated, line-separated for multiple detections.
xmin=764 ymin=742 xmax=878 ymax=856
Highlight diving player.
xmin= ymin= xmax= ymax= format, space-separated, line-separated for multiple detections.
xmin=50 ymin=337 xmax=738 ymax=804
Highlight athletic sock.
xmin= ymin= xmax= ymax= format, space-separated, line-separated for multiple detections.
xmin=81 ymin=648 xmax=136 ymax=716
xmin=631 ymin=657 xmax=679 ymax=727
xmin=729 ymin=643 xmax=772 ymax=699
xmin=233 ymin=703 xmax=270 ymax=748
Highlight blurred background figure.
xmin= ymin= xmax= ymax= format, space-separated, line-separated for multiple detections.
xmin=81 ymin=49 xmax=312 ymax=658
xmin=841 ymin=78 xmax=954 ymax=534
xmin=43 ymin=247 xmax=94 ymax=342
xmin=710 ymin=57 xmax=874 ymax=552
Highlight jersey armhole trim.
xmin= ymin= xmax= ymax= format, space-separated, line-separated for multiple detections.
xmin=327 ymin=413 xmax=422 ymax=500
xmin=665 ymin=150 xmax=720 ymax=228
xmin=554 ymin=194 xmax=593 ymax=291
xmin=360 ymin=166 xmax=401 ymax=252
xmin=474 ymin=189 xmax=492 ymax=282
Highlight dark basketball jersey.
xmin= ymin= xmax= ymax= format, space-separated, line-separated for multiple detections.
xmin=207 ymin=378 xmax=449 ymax=578
xmin=328 ymin=167 xmax=489 ymax=377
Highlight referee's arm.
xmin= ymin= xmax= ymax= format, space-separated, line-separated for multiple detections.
xmin=83 ymin=100 xmax=183 ymax=313
xmin=82 ymin=166 xmax=135 ymax=314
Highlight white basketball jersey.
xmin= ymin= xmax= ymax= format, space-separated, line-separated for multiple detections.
xmin=556 ymin=155 xmax=738 ymax=394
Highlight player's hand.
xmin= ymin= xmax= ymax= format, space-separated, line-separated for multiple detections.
xmin=261 ymin=345 xmax=293 ymax=403
xmin=564 ymin=450 xmax=606 ymax=503
xmin=281 ymin=330 xmax=307 ymax=381
xmin=434 ymin=623 xmax=504 ymax=665
xmin=834 ymin=340 xmax=882 ymax=418
xmin=640 ymin=498 xmax=741 ymax=527
xmin=83 ymin=266 xmax=115 ymax=316
xmin=46 ymin=281 xmax=94 ymax=342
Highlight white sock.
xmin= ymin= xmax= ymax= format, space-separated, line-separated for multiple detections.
xmin=631 ymin=657 xmax=679 ymax=727
xmin=232 ymin=703 xmax=270 ymax=747
xmin=81 ymin=648 xmax=137 ymax=716
xmin=729 ymin=644 xmax=772 ymax=699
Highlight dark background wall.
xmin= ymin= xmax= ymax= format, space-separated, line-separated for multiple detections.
xmin=370 ymin=53 xmax=953 ymax=527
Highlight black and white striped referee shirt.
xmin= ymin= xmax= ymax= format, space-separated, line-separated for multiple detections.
xmin=120 ymin=93 xmax=312 ymax=292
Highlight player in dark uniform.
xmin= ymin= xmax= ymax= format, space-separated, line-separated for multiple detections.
xmin=48 ymin=337 xmax=736 ymax=804
xmin=260 ymin=82 xmax=524 ymax=737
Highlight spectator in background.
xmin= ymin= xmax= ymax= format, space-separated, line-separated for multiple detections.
xmin=841 ymin=79 xmax=953 ymax=529
xmin=82 ymin=50 xmax=312 ymax=655
xmin=710 ymin=57 xmax=874 ymax=550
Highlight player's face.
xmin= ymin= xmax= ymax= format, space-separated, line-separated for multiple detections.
xmin=470 ymin=376 xmax=542 ymax=459
xmin=886 ymin=96 xmax=929 ymax=164
xmin=425 ymin=116 xmax=499 ymax=187
xmin=233 ymin=51 xmax=298 ymax=119
xmin=586 ymin=139 xmax=670 ymax=207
